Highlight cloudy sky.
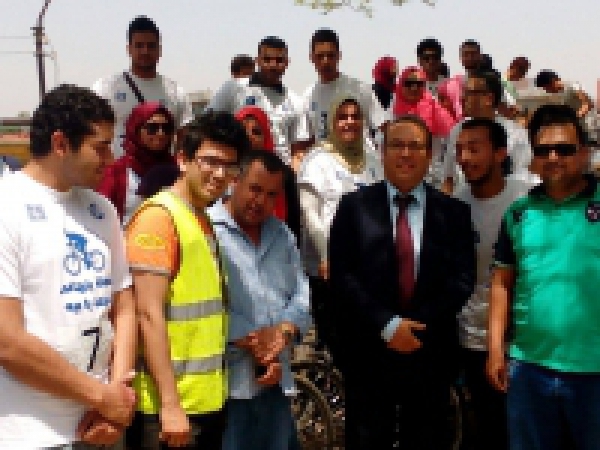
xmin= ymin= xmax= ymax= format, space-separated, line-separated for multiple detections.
xmin=1 ymin=0 xmax=598 ymax=116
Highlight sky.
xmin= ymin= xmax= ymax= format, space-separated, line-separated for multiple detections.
xmin=1 ymin=0 xmax=598 ymax=117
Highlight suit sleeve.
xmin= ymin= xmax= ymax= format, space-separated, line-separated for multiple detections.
xmin=329 ymin=193 xmax=396 ymax=333
xmin=441 ymin=200 xmax=476 ymax=317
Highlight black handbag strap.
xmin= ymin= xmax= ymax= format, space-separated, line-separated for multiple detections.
xmin=123 ymin=71 xmax=145 ymax=104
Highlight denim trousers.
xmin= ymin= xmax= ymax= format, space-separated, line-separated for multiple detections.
xmin=222 ymin=386 xmax=297 ymax=450
xmin=508 ymin=359 xmax=600 ymax=450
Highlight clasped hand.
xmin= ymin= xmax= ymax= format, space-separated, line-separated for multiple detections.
xmin=236 ymin=325 xmax=290 ymax=386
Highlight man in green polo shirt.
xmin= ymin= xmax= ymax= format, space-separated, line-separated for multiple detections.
xmin=487 ymin=104 xmax=600 ymax=450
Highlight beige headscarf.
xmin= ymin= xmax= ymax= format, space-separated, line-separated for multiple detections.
xmin=320 ymin=94 xmax=365 ymax=174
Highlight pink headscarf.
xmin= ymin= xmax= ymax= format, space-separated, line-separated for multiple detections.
xmin=437 ymin=75 xmax=465 ymax=121
xmin=393 ymin=66 xmax=456 ymax=137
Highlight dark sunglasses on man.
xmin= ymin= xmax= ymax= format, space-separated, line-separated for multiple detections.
xmin=142 ymin=123 xmax=175 ymax=135
xmin=532 ymin=144 xmax=578 ymax=158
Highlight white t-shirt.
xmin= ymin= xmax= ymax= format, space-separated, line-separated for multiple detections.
xmin=297 ymin=148 xmax=383 ymax=276
xmin=302 ymin=73 xmax=388 ymax=141
xmin=443 ymin=115 xmax=540 ymax=189
xmin=208 ymin=77 xmax=309 ymax=165
xmin=0 ymin=172 xmax=132 ymax=448
xmin=455 ymin=177 xmax=531 ymax=350
xmin=123 ymin=168 xmax=143 ymax=227
xmin=93 ymin=71 xmax=194 ymax=158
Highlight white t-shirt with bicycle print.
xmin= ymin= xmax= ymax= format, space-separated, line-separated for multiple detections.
xmin=0 ymin=172 xmax=131 ymax=449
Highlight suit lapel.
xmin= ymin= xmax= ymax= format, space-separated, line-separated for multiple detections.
xmin=414 ymin=185 xmax=444 ymax=293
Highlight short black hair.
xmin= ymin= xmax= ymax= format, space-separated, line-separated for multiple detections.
xmin=30 ymin=84 xmax=115 ymax=158
xmin=528 ymin=104 xmax=587 ymax=146
xmin=238 ymin=149 xmax=287 ymax=179
xmin=127 ymin=16 xmax=160 ymax=43
xmin=480 ymin=54 xmax=494 ymax=71
xmin=416 ymin=38 xmax=443 ymax=58
xmin=384 ymin=115 xmax=433 ymax=151
xmin=469 ymin=70 xmax=503 ymax=107
xmin=460 ymin=39 xmax=481 ymax=51
xmin=258 ymin=36 xmax=287 ymax=54
xmin=461 ymin=118 xmax=508 ymax=150
xmin=310 ymin=28 xmax=340 ymax=52
xmin=439 ymin=62 xmax=450 ymax=78
xmin=179 ymin=111 xmax=250 ymax=161
xmin=230 ymin=54 xmax=255 ymax=76
xmin=534 ymin=70 xmax=559 ymax=88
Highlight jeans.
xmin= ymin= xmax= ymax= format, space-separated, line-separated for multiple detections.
xmin=508 ymin=359 xmax=600 ymax=450
xmin=222 ymin=386 xmax=297 ymax=450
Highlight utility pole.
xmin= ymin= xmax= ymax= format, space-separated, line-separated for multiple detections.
xmin=32 ymin=0 xmax=52 ymax=100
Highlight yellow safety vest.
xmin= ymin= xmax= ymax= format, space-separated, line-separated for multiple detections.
xmin=132 ymin=190 xmax=227 ymax=415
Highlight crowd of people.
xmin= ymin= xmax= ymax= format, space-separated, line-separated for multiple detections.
xmin=0 ymin=13 xmax=599 ymax=450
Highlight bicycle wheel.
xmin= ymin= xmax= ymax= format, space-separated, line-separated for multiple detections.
xmin=292 ymin=374 xmax=335 ymax=450
xmin=292 ymin=360 xmax=345 ymax=435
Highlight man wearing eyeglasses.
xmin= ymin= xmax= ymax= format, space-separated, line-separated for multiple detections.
xmin=441 ymin=70 xmax=537 ymax=194
xmin=329 ymin=116 xmax=476 ymax=449
xmin=417 ymin=38 xmax=445 ymax=98
xmin=488 ymin=104 xmax=600 ymax=450
xmin=124 ymin=111 xmax=250 ymax=449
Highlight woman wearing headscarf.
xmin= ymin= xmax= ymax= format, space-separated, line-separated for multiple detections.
xmin=372 ymin=56 xmax=398 ymax=110
xmin=298 ymin=95 xmax=382 ymax=362
xmin=97 ymin=101 xmax=176 ymax=225
xmin=234 ymin=106 xmax=301 ymax=240
xmin=437 ymin=75 xmax=465 ymax=122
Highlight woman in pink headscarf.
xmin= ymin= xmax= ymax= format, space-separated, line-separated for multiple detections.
xmin=392 ymin=66 xmax=456 ymax=137
xmin=437 ymin=75 xmax=465 ymax=122
xmin=372 ymin=56 xmax=398 ymax=110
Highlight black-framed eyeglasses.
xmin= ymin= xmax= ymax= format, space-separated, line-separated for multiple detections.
xmin=195 ymin=155 xmax=240 ymax=176
xmin=403 ymin=80 xmax=426 ymax=89
xmin=386 ymin=141 xmax=428 ymax=152
xmin=532 ymin=144 xmax=578 ymax=158
xmin=141 ymin=123 xmax=175 ymax=135
xmin=463 ymin=89 xmax=490 ymax=96
xmin=249 ymin=127 xmax=264 ymax=137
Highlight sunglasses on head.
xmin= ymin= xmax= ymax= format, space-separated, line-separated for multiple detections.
xmin=142 ymin=123 xmax=174 ymax=135
xmin=532 ymin=144 xmax=578 ymax=157
xmin=403 ymin=79 xmax=426 ymax=88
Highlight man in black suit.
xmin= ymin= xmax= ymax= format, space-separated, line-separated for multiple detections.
xmin=329 ymin=115 xmax=476 ymax=450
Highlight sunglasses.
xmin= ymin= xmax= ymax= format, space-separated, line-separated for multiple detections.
xmin=532 ymin=144 xmax=578 ymax=158
xmin=403 ymin=79 xmax=426 ymax=88
xmin=142 ymin=123 xmax=175 ymax=135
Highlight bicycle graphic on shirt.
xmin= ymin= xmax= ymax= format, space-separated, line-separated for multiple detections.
xmin=63 ymin=232 xmax=106 ymax=276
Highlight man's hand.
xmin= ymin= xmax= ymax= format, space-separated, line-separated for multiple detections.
xmin=253 ymin=326 xmax=289 ymax=365
xmin=94 ymin=374 xmax=136 ymax=427
xmin=318 ymin=260 xmax=329 ymax=280
xmin=386 ymin=320 xmax=426 ymax=353
xmin=256 ymin=361 xmax=283 ymax=386
xmin=159 ymin=403 xmax=192 ymax=448
xmin=486 ymin=349 xmax=508 ymax=392
xmin=76 ymin=410 xmax=123 ymax=446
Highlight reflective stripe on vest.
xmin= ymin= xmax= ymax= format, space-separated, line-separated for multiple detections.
xmin=131 ymin=190 xmax=227 ymax=415
xmin=165 ymin=298 xmax=223 ymax=321
xmin=138 ymin=353 xmax=224 ymax=376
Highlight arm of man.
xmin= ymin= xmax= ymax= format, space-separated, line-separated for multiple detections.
xmin=329 ymin=193 xmax=396 ymax=333
xmin=486 ymin=216 xmax=516 ymax=392
xmin=126 ymin=206 xmax=191 ymax=448
xmin=0 ymin=298 xmax=135 ymax=425
xmin=575 ymin=89 xmax=592 ymax=118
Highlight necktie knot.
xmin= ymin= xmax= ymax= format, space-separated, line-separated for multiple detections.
xmin=394 ymin=194 xmax=415 ymax=210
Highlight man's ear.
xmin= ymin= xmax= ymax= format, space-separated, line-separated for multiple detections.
xmin=175 ymin=151 xmax=188 ymax=174
xmin=50 ymin=130 xmax=69 ymax=157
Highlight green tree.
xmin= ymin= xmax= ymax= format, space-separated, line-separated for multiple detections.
xmin=294 ymin=0 xmax=435 ymax=16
